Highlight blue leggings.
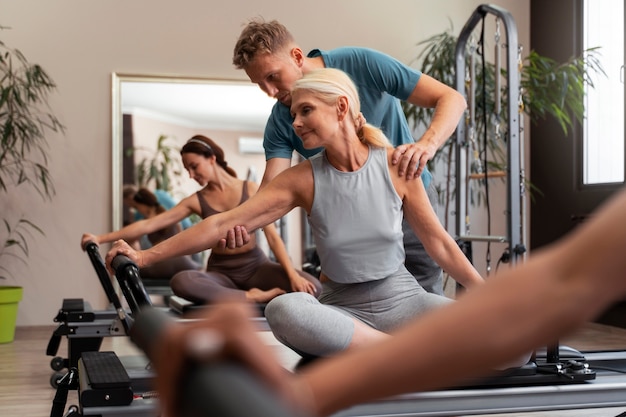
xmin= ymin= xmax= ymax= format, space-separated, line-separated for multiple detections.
xmin=265 ymin=265 xmax=452 ymax=358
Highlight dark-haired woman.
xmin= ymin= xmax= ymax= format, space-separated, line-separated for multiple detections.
xmin=82 ymin=134 xmax=320 ymax=304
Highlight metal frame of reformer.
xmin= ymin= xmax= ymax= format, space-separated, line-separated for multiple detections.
xmin=75 ymin=350 xmax=626 ymax=417
xmin=454 ymin=4 xmax=524 ymax=264
xmin=330 ymin=351 xmax=626 ymax=417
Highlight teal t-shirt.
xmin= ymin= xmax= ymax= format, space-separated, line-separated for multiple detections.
xmin=263 ymin=46 xmax=432 ymax=187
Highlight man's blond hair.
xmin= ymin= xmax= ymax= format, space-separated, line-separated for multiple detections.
xmin=232 ymin=18 xmax=295 ymax=69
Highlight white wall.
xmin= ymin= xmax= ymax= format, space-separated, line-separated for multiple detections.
xmin=0 ymin=0 xmax=529 ymax=326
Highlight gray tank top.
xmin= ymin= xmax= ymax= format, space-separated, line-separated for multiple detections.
xmin=308 ymin=145 xmax=404 ymax=283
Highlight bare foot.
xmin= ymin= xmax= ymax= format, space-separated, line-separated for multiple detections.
xmin=245 ymin=287 xmax=286 ymax=303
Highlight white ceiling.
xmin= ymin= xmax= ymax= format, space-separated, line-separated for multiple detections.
xmin=121 ymin=80 xmax=276 ymax=132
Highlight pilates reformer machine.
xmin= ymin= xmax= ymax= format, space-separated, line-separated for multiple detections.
xmin=49 ymin=242 xmax=273 ymax=417
xmin=50 ymin=252 xmax=298 ymax=417
xmin=46 ymin=237 xmax=270 ymax=391
xmin=51 ymin=244 xmax=626 ymax=417
xmin=48 ymin=250 xmax=150 ymax=417
xmin=46 ymin=242 xmax=133 ymax=388
xmin=59 ymin=249 xmax=626 ymax=417
xmin=43 ymin=240 xmax=247 ymax=381
xmin=46 ymin=242 xmax=269 ymax=383
xmin=449 ymin=1 xmax=602 ymax=390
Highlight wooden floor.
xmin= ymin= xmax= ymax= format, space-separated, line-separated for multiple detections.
xmin=3 ymin=321 xmax=626 ymax=417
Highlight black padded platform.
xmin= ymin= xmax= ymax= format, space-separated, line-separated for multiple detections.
xmin=78 ymin=351 xmax=133 ymax=408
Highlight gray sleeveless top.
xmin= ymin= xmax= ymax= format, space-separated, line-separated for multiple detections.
xmin=308 ymin=146 xmax=404 ymax=283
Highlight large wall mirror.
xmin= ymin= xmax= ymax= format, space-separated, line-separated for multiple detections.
xmin=111 ymin=73 xmax=303 ymax=263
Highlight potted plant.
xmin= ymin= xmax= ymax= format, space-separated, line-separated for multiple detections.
xmin=0 ymin=28 xmax=64 ymax=343
xmin=403 ymin=28 xmax=603 ymax=225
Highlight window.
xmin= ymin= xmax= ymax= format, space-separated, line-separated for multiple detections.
xmin=583 ymin=0 xmax=625 ymax=184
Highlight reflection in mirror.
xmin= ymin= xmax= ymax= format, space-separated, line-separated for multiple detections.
xmin=111 ymin=73 xmax=300 ymax=259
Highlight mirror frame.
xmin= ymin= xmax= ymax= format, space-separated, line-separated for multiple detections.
xmin=110 ymin=72 xmax=269 ymax=230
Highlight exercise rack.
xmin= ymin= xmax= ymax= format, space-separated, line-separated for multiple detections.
xmin=454 ymin=4 xmax=526 ymax=266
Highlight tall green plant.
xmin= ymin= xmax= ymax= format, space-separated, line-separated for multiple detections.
xmin=0 ymin=30 xmax=65 ymax=279
xmin=403 ymin=29 xmax=604 ymax=210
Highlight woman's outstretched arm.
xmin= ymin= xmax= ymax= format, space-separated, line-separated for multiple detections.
xmin=105 ymin=166 xmax=309 ymax=269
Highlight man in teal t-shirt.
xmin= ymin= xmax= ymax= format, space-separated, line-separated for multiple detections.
xmin=231 ymin=19 xmax=467 ymax=295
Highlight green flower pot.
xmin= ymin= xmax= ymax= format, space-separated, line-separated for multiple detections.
xmin=0 ymin=286 xmax=23 ymax=343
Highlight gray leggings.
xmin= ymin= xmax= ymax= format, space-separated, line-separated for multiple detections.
xmin=265 ymin=265 xmax=452 ymax=358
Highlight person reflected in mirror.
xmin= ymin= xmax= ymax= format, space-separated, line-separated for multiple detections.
xmin=83 ymin=135 xmax=320 ymax=304
xmin=123 ymin=183 xmax=200 ymax=264
xmin=106 ymin=69 xmax=485 ymax=363
xmin=229 ymin=18 xmax=468 ymax=295
xmin=123 ymin=183 xmax=193 ymax=231
xmin=100 ymin=186 xmax=201 ymax=281
xmin=151 ymin=182 xmax=626 ymax=417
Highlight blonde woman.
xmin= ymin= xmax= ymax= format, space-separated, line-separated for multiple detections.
xmin=106 ymin=69 xmax=483 ymax=360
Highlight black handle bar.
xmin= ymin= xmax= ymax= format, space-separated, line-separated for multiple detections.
xmin=83 ymin=242 xmax=131 ymax=333
xmin=110 ymin=254 xmax=152 ymax=315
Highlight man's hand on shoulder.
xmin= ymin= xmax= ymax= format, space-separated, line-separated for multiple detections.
xmin=392 ymin=142 xmax=437 ymax=180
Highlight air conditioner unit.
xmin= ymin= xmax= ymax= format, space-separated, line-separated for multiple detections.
xmin=238 ymin=137 xmax=264 ymax=154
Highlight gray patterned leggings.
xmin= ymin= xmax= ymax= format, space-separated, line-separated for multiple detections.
xmin=265 ymin=265 xmax=452 ymax=358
